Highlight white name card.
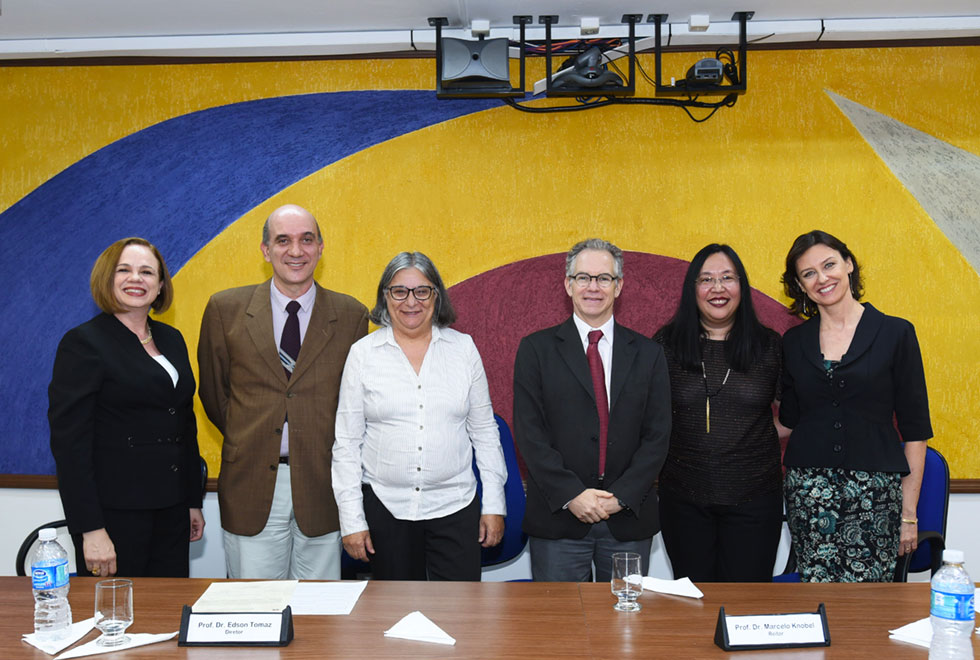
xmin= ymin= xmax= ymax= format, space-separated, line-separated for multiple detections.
xmin=714 ymin=604 xmax=830 ymax=651
xmin=178 ymin=606 xmax=293 ymax=646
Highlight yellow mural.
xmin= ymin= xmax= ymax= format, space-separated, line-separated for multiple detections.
xmin=3 ymin=47 xmax=978 ymax=478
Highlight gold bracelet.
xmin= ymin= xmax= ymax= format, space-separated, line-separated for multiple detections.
xmin=901 ymin=517 xmax=918 ymax=524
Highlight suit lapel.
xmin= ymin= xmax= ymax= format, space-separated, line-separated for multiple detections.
xmin=799 ymin=316 xmax=825 ymax=371
xmin=555 ymin=318 xmax=595 ymax=402
xmin=609 ymin=323 xmax=637 ymax=410
xmin=245 ymin=280 xmax=288 ymax=386
xmin=290 ymin=283 xmax=336 ymax=383
xmin=840 ymin=303 xmax=882 ymax=365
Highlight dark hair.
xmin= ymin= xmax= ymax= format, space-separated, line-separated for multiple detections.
xmin=781 ymin=230 xmax=863 ymax=318
xmin=90 ymin=237 xmax=173 ymax=314
xmin=370 ymin=252 xmax=457 ymax=328
xmin=656 ymin=243 xmax=770 ymax=372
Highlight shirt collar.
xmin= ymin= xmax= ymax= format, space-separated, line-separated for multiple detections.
xmin=371 ymin=323 xmax=444 ymax=347
xmin=270 ymin=281 xmax=316 ymax=313
xmin=572 ymin=313 xmax=615 ymax=345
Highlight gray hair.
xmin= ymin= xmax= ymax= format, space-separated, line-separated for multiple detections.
xmin=261 ymin=204 xmax=324 ymax=246
xmin=370 ymin=252 xmax=457 ymax=328
xmin=565 ymin=238 xmax=624 ymax=279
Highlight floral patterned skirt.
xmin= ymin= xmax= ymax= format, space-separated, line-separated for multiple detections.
xmin=784 ymin=467 xmax=902 ymax=582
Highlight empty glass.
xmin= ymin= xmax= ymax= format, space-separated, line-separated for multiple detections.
xmin=611 ymin=552 xmax=643 ymax=612
xmin=94 ymin=578 xmax=133 ymax=646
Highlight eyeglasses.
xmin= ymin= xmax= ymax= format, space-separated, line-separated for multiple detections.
xmin=385 ymin=285 xmax=435 ymax=301
xmin=570 ymin=273 xmax=619 ymax=288
xmin=695 ymin=274 xmax=739 ymax=289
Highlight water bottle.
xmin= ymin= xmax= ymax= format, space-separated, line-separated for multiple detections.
xmin=30 ymin=528 xmax=72 ymax=642
xmin=929 ymin=549 xmax=975 ymax=660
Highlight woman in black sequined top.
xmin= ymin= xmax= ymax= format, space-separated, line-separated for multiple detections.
xmin=654 ymin=244 xmax=783 ymax=582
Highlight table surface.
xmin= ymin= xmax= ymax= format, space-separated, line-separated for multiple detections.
xmin=4 ymin=577 xmax=978 ymax=659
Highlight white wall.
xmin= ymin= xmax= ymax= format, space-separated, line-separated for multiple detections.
xmin=4 ymin=489 xmax=977 ymax=581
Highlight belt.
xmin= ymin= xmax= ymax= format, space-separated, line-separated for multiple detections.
xmin=278 ymin=456 xmax=289 ymax=464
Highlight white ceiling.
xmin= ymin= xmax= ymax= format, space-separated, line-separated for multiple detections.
xmin=1 ymin=1 xmax=979 ymax=59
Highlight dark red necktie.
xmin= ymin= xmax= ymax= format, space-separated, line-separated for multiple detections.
xmin=280 ymin=300 xmax=301 ymax=379
xmin=587 ymin=330 xmax=609 ymax=479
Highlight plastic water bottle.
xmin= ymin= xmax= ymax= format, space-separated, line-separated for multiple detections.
xmin=30 ymin=528 xmax=72 ymax=642
xmin=929 ymin=549 xmax=975 ymax=660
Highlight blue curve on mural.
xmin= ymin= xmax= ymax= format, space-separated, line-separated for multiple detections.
xmin=0 ymin=90 xmax=500 ymax=474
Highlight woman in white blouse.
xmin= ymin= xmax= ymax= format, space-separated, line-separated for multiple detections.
xmin=332 ymin=252 xmax=507 ymax=580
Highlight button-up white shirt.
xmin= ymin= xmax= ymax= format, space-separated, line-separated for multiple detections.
xmin=332 ymin=325 xmax=507 ymax=537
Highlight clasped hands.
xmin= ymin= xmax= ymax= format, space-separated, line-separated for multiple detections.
xmin=568 ymin=488 xmax=622 ymax=524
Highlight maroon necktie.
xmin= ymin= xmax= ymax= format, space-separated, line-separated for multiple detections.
xmin=280 ymin=300 xmax=301 ymax=379
xmin=587 ymin=330 xmax=609 ymax=479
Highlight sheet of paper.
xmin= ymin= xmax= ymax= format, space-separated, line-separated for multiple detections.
xmin=290 ymin=581 xmax=368 ymax=615
xmin=192 ymin=580 xmax=297 ymax=613
xmin=55 ymin=632 xmax=177 ymax=659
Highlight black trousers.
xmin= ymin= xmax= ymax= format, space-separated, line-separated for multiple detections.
xmin=72 ymin=503 xmax=190 ymax=577
xmin=362 ymin=485 xmax=481 ymax=581
xmin=659 ymin=490 xmax=782 ymax=583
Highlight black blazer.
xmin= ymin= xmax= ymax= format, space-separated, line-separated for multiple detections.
xmin=49 ymin=313 xmax=202 ymax=535
xmin=513 ymin=317 xmax=671 ymax=541
xmin=780 ymin=303 xmax=932 ymax=474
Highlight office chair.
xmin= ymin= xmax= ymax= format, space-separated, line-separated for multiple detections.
xmin=16 ymin=520 xmax=75 ymax=577
xmin=893 ymin=445 xmax=949 ymax=582
xmin=475 ymin=415 xmax=528 ymax=567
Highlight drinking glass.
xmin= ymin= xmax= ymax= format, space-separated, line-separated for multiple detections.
xmin=611 ymin=552 xmax=643 ymax=612
xmin=94 ymin=578 xmax=133 ymax=647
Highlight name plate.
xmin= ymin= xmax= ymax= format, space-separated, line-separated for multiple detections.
xmin=178 ymin=605 xmax=293 ymax=646
xmin=714 ymin=603 xmax=830 ymax=651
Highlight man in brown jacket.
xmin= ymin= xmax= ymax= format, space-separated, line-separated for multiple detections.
xmin=198 ymin=204 xmax=368 ymax=579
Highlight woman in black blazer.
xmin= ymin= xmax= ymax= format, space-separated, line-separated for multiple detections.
xmin=779 ymin=230 xmax=931 ymax=582
xmin=49 ymin=237 xmax=204 ymax=578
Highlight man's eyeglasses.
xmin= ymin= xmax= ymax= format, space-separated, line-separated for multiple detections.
xmin=386 ymin=285 xmax=435 ymax=301
xmin=569 ymin=273 xmax=619 ymax=289
xmin=695 ymin=274 xmax=739 ymax=289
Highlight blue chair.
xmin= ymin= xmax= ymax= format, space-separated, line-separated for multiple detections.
xmin=341 ymin=413 xmax=528 ymax=578
xmin=894 ymin=445 xmax=949 ymax=582
xmin=775 ymin=445 xmax=950 ymax=583
xmin=474 ymin=415 xmax=528 ymax=566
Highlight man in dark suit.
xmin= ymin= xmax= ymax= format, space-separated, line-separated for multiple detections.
xmin=198 ymin=204 xmax=368 ymax=579
xmin=513 ymin=238 xmax=671 ymax=581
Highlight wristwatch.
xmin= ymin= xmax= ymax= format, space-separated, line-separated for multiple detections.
xmin=617 ymin=497 xmax=630 ymax=511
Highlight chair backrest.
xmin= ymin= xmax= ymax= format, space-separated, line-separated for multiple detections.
xmin=907 ymin=445 xmax=950 ymax=575
xmin=16 ymin=520 xmax=76 ymax=577
xmin=474 ymin=415 xmax=528 ymax=567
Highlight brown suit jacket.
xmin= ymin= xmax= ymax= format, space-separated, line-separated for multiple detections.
xmin=198 ymin=280 xmax=368 ymax=537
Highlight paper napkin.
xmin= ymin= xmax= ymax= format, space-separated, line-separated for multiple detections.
xmin=22 ymin=618 xmax=96 ymax=655
xmin=640 ymin=576 xmax=705 ymax=599
xmin=384 ymin=611 xmax=456 ymax=646
xmin=55 ymin=632 xmax=177 ymax=659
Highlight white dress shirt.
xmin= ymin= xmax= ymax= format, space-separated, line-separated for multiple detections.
xmin=332 ymin=324 xmax=507 ymax=537
xmin=270 ymin=283 xmax=316 ymax=456
xmin=571 ymin=313 xmax=615 ymax=409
